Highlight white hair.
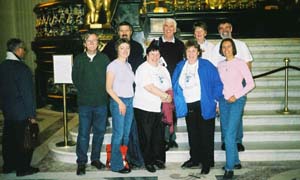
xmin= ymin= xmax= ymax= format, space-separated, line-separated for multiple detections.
xmin=163 ymin=18 xmax=177 ymax=29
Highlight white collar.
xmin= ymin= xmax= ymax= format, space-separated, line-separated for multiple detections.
xmin=6 ymin=51 xmax=21 ymax=61
xmin=162 ymin=36 xmax=175 ymax=43
xmin=198 ymin=39 xmax=208 ymax=46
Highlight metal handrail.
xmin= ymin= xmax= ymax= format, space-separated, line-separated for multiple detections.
xmin=252 ymin=58 xmax=300 ymax=114
xmin=253 ymin=66 xmax=300 ymax=79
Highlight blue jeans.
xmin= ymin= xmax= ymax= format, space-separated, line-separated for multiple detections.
xmin=221 ymin=102 xmax=245 ymax=144
xmin=127 ymin=116 xmax=144 ymax=167
xmin=110 ymin=97 xmax=134 ymax=171
xmin=76 ymin=105 xmax=107 ymax=165
xmin=237 ymin=114 xmax=244 ymax=144
xmin=219 ymin=96 xmax=246 ymax=171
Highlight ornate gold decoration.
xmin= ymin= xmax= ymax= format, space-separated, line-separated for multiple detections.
xmin=206 ymin=0 xmax=225 ymax=9
xmin=153 ymin=0 xmax=168 ymax=13
xmin=84 ymin=0 xmax=111 ymax=28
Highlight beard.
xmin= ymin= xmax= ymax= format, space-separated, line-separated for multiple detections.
xmin=121 ymin=35 xmax=130 ymax=40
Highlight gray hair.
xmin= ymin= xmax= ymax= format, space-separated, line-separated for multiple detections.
xmin=163 ymin=18 xmax=177 ymax=29
xmin=7 ymin=38 xmax=25 ymax=53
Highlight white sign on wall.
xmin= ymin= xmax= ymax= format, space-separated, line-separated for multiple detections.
xmin=53 ymin=55 xmax=73 ymax=84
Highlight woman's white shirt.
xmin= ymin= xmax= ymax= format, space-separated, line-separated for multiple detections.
xmin=178 ymin=60 xmax=201 ymax=103
xmin=133 ymin=61 xmax=172 ymax=112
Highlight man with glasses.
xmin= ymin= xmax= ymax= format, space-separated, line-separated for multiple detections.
xmin=72 ymin=31 xmax=110 ymax=175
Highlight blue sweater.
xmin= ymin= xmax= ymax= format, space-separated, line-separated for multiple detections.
xmin=172 ymin=58 xmax=223 ymax=120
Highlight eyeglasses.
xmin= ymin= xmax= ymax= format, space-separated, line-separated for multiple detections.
xmin=86 ymin=40 xmax=98 ymax=44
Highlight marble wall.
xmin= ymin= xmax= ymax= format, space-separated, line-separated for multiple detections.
xmin=0 ymin=0 xmax=48 ymax=72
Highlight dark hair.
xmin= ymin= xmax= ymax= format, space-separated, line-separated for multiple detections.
xmin=115 ymin=38 xmax=130 ymax=53
xmin=7 ymin=38 xmax=24 ymax=52
xmin=218 ymin=20 xmax=232 ymax=30
xmin=117 ymin=21 xmax=133 ymax=32
xmin=219 ymin=38 xmax=237 ymax=56
xmin=146 ymin=40 xmax=160 ymax=55
xmin=184 ymin=39 xmax=202 ymax=58
xmin=193 ymin=21 xmax=208 ymax=32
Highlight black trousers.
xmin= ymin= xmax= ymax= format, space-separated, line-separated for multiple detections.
xmin=2 ymin=120 xmax=33 ymax=173
xmin=186 ymin=101 xmax=215 ymax=168
xmin=134 ymin=108 xmax=165 ymax=165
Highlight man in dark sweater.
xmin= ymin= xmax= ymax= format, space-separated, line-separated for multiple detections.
xmin=0 ymin=38 xmax=39 ymax=176
xmin=102 ymin=21 xmax=144 ymax=72
xmin=72 ymin=31 xmax=110 ymax=175
xmin=158 ymin=18 xmax=185 ymax=152
xmin=102 ymin=21 xmax=145 ymax=168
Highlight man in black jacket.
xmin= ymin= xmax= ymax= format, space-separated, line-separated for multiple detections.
xmin=158 ymin=18 xmax=184 ymax=153
xmin=0 ymin=38 xmax=39 ymax=176
xmin=102 ymin=21 xmax=144 ymax=72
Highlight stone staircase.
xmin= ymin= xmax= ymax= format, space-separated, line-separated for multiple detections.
xmin=49 ymin=38 xmax=300 ymax=164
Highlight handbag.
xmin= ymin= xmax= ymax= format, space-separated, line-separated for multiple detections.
xmin=24 ymin=119 xmax=39 ymax=151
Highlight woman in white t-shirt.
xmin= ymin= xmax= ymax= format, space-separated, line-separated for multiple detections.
xmin=106 ymin=38 xmax=134 ymax=174
xmin=133 ymin=41 xmax=172 ymax=173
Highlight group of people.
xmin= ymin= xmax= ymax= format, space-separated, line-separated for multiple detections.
xmin=0 ymin=18 xmax=255 ymax=179
xmin=72 ymin=18 xmax=255 ymax=180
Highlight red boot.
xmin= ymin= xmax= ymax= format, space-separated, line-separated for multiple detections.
xmin=120 ymin=145 xmax=129 ymax=169
xmin=106 ymin=144 xmax=111 ymax=168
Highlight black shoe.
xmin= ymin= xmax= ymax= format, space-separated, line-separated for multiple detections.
xmin=237 ymin=143 xmax=245 ymax=152
xmin=145 ymin=164 xmax=156 ymax=173
xmin=200 ymin=166 xmax=210 ymax=174
xmin=3 ymin=167 xmax=15 ymax=174
xmin=16 ymin=167 xmax=39 ymax=177
xmin=169 ymin=141 xmax=178 ymax=148
xmin=223 ymin=170 xmax=234 ymax=179
xmin=181 ymin=159 xmax=199 ymax=168
xmin=221 ymin=143 xmax=225 ymax=151
xmin=154 ymin=160 xmax=165 ymax=169
xmin=76 ymin=164 xmax=86 ymax=176
xmin=118 ymin=167 xmax=131 ymax=174
xmin=91 ymin=160 xmax=105 ymax=169
xmin=222 ymin=164 xmax=242 ymax=170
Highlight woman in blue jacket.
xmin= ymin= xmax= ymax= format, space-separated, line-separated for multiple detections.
xmin=172 ymin=39 xmax=223 ymax=174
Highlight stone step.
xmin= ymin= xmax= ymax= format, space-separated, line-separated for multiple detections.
xmin=69 ymin=125 xmax=300 ymax=145
xmin=252 ymin=58 xmax=300 ymax=66
xmin=237 ymin=38 xmax=300 ymax=46
xmin=168 ymin=149 xmax=300 ymax=162
xmin=250 ymin=45 xmax=300 ymax=52
xmin=48 ymin=136 xmax=300 ymax=164
xmin=67 ymin=111 xmax=300 ymax=145
xmin=253 ymin=62 xmax=300 ymax=68
xmin=252 ymin=52 xmax=300 ymax=59
xmin=252 ymin=68 xmax=300 ymax=75
xmin=247 ymin=86 xmax=300 ymax=98
xmin=244 ymin=97 xmax=300 ymax=111
xmin=210 ymin=38 xmax=300 ymax=46
xmin=252 ymin=57 xmax=300 ymax=62
xmin=254 ymin=77 xmax=300 ymax=86
xmin=178 ymin=112 xmax=300 ymax=126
